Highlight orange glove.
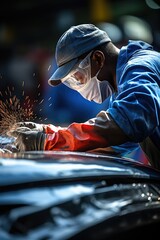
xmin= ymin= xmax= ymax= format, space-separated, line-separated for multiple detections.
xmin=44 ymin=122 xmax=108 ymax=151
xmin=8 ymin=111 xmax=128 ymax=152
xmin=44 ymin=111 xmax=128 ymax=152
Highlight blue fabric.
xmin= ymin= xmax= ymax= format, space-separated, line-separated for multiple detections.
xmin=108 ymin=40 xmax=160 ymax=154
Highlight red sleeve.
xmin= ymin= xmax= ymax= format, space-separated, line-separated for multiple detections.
xmin=43 ymin=122 xmax=108 ymax=151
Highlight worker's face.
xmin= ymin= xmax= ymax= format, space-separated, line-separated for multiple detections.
xmin=61 ymin=50 xmax=113 ymax=103
xmin=61 ymin=51 xmax=93 ymax=90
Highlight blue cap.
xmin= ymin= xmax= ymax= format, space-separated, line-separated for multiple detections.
xmin=48 ymin=23 xmax=111 ymax=86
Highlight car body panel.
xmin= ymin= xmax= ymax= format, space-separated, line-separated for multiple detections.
xmin=0 ymin=151 xmax=160 ymax=240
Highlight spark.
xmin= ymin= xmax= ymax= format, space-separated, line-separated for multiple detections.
xmin=0 ymin=83 xmax=53 ymax=137
xmin=48 ymin=65 xmax=51 ymax=71
xmin=39 ymin=99 xmax=44 ymax=105
xmin=0 ymin=86 xmax=34 ymax=136
xmin=0 ymin=99 xmax=34 ymax=134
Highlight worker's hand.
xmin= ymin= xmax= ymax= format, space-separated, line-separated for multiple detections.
xmin=2 ymin=144 xmax=18 ymax=153
xmin=13 ymin=121 xmax=44 ymax=132
xmin=0 ymin=148 xmax=12 ymax=153
xmin=9 ymin=127 xmax=46 ymax=151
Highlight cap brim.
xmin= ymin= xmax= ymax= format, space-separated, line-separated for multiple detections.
xmin=48 ymin=58 xmax=78 ymax=86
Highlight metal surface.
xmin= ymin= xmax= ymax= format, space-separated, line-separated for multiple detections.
xmin=0 ymin=151 xmax=160 ymax=240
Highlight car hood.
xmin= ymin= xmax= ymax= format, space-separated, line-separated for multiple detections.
xmin=0 ymin=151 xmax=160 ymax=240
xmin=0 ymin=151 xmax=160 ymax=188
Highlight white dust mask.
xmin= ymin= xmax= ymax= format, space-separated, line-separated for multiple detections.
xmin=62 ymin=51 xmax=114 ymax=103
xmin=78 ymin=70 xmax=113 ymax=104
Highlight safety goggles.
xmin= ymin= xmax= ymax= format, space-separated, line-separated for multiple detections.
xmin=61 ymin=51 xmax=93 ymax=90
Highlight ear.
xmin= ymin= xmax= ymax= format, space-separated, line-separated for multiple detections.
xmin=92 ymin=50 xmax=105 ymax=68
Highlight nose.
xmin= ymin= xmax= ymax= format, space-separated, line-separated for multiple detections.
xmin=73 ymin=71 xmax=87 ymax=84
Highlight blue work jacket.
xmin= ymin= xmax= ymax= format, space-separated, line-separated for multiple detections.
xmin=108 ymin=40 xmax=160 ymax=153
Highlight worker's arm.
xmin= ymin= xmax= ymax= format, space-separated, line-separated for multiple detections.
xmin=44 ymin=111 xmax=129 ymax=151
xmin=8 ymin=111 xmax=129 ymax=152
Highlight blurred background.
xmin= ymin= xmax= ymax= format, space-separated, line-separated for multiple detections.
xmin=0 ymin=0 xmax=160 ymax=162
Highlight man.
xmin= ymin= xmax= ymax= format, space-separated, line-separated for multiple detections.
xmin=9 ymin=24 xmax=160 ymax=169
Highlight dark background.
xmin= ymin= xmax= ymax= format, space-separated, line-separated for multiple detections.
xmin=0 ymin=0 xmax=160 ymax=125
